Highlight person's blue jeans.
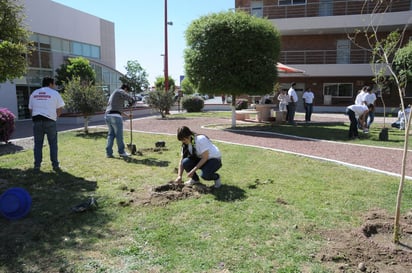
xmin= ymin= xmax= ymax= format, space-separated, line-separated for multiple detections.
xmin=105 ymin=115 xmax=125 ymax=156
xmin=33 ymin=120 xmax=59 ymax=168
xmin=367 ymin=111 xmax=375 ymax=128
xmin=181 ymin=157 xmax=222 ymax=181
xmin=304 ymin=103 xmax=313 ymax=122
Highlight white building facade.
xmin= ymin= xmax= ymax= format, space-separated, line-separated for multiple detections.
xmin=0 ymin=0 xmax=122 ymax=120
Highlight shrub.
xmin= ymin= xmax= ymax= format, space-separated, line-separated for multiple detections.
xmin=0 ymin=108 xmax=15 ymax=143
xmin=236 ymin=99 xmax=248 ymax=110
xmin=147 ymin=90 xmax=175 ymax=118
xmin=182 ymin=96 xmax=204 ymax=112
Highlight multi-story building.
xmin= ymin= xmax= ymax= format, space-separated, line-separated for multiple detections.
xmin=235 ymin=0 xmax=412 ymax=111
xmin=0 ymin=0 xmax=122 ymax=120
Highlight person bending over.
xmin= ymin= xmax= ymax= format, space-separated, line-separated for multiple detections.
xmin=175 ymin=126 xmax=222 ymax=188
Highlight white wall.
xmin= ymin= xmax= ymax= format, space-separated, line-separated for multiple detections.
xmin=23 ymin=0 xmax=103 ymax=46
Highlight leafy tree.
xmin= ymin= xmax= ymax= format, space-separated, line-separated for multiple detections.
xmin=146 ymin=90 xmax=175 ymax=118
xmin=180 ymin=77 xmax=196 ymax=95
xmin=154 ymin=76 xmax=176 ymax=92
xmin=393 ymin=41 xmax=412 ymax=92
xmin=184 ymin=11 xmax=280 ymax=127
xmin=62 ymin=77 xmax=106 ymax=133
xmin=119 ymin=60 xmax=149 ymax=94
xmin=0 ymin=0 xmax=31 ymax=82
xmin=55 ymin=57 xmax=96 ymax=87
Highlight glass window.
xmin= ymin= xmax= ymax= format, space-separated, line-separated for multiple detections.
xmin=279 ymin=0 xmax=306 ymax=6
xmin=62 ymin=40 xmax=70 ymax=53
xmin=72 ymin=42 xmax=82 ymax=55
xmin=337 ymin=40 xmax=351 ymax=64
xmin=82 ymin=44 xmax=91 ymax=57
xmin=51 ymin=37 xmax=61 ymax=52
xmin=91 ymin=46 xmax=100 ymax=59
xmin=323 ymin=83 xmax=353 ymax=97
xmin=251 ymin=1 xmax=263 ymax=17
xmin=40 ymin=50 xmax=51 ymax=68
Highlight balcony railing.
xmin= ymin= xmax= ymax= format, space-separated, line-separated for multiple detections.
xmin=236 ymin=0 xmax=411 ymax=19
xmin=279 ymin=49 xmax=373 ymax=64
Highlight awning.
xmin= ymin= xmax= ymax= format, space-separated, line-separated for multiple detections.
xmin=277 ymin=62 xmax=305 ymax=74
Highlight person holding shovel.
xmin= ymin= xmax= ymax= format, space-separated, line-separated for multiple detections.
xmin=174 ymin=126 xmax=222 ymax=188
xmin=104 ymin=84 xmax=135 ymax=158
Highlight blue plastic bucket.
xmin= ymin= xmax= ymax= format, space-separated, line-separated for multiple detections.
xmin=0 ymin=187 xmax=32 ymax=220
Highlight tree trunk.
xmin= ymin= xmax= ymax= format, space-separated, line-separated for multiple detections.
xmin=83 ymin=116 xmax=90 ymax=134
xmin=231 ymin=94 xmax=237 ymax=128
xmin=393 ymin=109 xmax=412 ymax=243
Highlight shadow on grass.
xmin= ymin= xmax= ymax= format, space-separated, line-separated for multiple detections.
xmin=0 ymin=167 xmax=112 ymax=273
xmin=75 ymin=130 xmax=107 ymax=139
xmin=0 ymin=142 xmax=25 ymax=156
xmin=211 ymin=184 xmax=246 ymax=202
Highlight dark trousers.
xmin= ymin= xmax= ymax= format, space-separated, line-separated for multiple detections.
xmin=346 ymin=108 xmax=358 ymax=138
xmin=182 ymin=157 xmax=222 ymax=181
xmin=287 ymin=102 xmax=296 ymax=124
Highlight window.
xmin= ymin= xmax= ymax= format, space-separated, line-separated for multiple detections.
xmin=279 ymin=0 xmax=306 ymax=6
xmin=323 ymin=83 xmax=353 ymax=97
xmin=319 ymin=0 xmax=333 ymax=16
xmin=337 ymin=40 xmax=350 ymax=64
xmin=251 ymin=1 xmax=263 ymax=17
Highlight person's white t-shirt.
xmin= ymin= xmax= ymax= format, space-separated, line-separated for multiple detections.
xmin=29 ymin=87 xmax=65 ymax=121
xmin=193 ymin=135 xmax=221 ymax=159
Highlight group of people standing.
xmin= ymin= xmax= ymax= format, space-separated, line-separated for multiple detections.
xmin=346 ymin=85 xmax=376 ymax=139
xmin=277 ymin=82 xmax=315 ymax=125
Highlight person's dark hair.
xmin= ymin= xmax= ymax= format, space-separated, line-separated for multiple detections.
xmin=121 ymin=84 xmax=130 ymax=91
xmin=42 ymin=77 xmax=55 ymax=87
xmin=177 ymin=126 xmax=196 ymax=141
xmin=291 ymin=82 xmax=296 ymax=87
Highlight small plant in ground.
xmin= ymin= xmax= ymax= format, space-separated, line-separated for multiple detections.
xmin=182 ymin=96 xmax=204 ymax=112
xmin=0 ymin=108 xmax=15 ymax=143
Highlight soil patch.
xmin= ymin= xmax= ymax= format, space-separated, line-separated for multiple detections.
xmin=120 ymin=181 xmax=212 ymax=206
xmin=317 ymin=208 xmax=412 ymax=272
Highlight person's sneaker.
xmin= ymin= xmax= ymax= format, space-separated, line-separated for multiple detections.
xmin=106 ymin=154 xmax=115 ymax=158
xmin=184 ymin=179 xmax=200 ymax=186
xmin=119 ymin=152 xmax=130 ymax=157
xmin=53 ymin=166 xmax=62 ymax=172
xmin=33 ymin=167 xmax=40 ymax=173
xmin=214 ymin=177 xmax=222 ymax=188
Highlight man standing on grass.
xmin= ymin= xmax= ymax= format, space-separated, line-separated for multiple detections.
xmin=28 ymin=77 xmax=65 ymax=172
xmin=104 ymin=84 xmax=135 ymax=158
xmin=287 ymin=82 xmax=298 ymax=125
xmin=302 ymin=87 xmax=315 ymax=123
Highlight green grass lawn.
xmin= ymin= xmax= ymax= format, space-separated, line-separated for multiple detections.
xmin=0 ymin=115 xmax=411 ymax=273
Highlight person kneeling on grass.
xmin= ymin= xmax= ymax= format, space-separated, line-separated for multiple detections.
xmin=175 ymin=126 xmax=222 ymax=188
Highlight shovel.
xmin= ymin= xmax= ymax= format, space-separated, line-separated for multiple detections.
xmin=127 ymin=105 xmax=137 ymax=155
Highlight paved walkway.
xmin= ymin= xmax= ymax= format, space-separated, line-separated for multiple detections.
xmin=8 ymin=111 xmax=412 ymax=179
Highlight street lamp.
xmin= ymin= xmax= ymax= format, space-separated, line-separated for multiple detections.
xmin=164 ymin=0 xmax=173 ymax=92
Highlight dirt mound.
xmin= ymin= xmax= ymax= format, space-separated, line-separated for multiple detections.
xmin=317 ymin=209 xmax=412 ymax=272
xmin=120 ymin=181 xmax=212 ymax=206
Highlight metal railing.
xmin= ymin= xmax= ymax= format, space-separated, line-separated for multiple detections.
xmin=236 ymin=0 xmax=411 ymax=19
xmin=279 ymin=48 xmax=372 ymax=64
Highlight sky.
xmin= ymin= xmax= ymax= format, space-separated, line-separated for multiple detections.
xmin=52 ymin=0 xmax=235 ymax=86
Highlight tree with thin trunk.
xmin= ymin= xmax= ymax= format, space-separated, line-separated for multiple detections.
xmin=348 ymin=0 xmax=412 ymax=243
xmin=119 ymin=60 xmax=149 ymax=95
xmin=184 ymin=11 xmax=280 ymax=127
xmin=62 ymin=77 xmax=106 ymax=133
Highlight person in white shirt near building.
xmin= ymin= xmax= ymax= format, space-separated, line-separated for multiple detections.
xmin=364 ymin=86 xmax=377 ymax=128
xmin=175 ymin=126 xmax=222 ymax=189
xmin=28 ymin=77 xmax=65 ymax=172
xmin=302 ymin=87 xmax=315 ymax=123
xmin=287 ymin=82 xmax=298 ymax=125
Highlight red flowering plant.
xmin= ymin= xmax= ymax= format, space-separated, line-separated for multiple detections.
xmin=0 ymin=108 xmax=15 ymax=143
